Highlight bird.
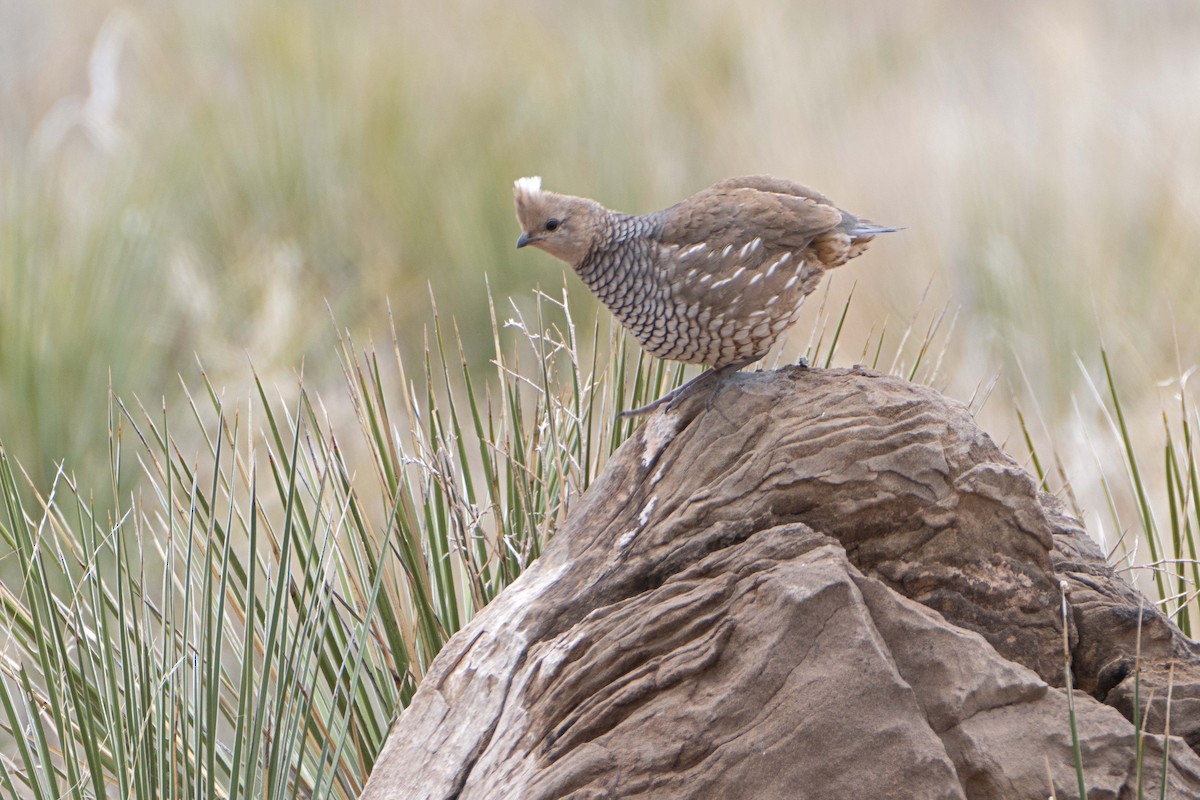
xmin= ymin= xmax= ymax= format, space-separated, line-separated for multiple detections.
xmin=513 ymin=175 xmax=896 ymax=417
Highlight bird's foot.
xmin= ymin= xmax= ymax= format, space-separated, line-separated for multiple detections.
xmin=617 ymin=389 xmax=683 ymax=419
xmin=617 ymin=372 xmax=716 ymax=419
xmin=796 ymin=356 xmax=811 ymax=369
xmin=617 ymin=359 xmax=760 ymax=419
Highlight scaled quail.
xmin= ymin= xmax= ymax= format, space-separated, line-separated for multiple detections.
xmin=513 ymin=175 xmax=895 ymax=416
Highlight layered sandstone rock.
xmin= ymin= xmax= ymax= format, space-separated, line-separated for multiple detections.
xmin=362 ymin=367 xmax=1200 ymax=799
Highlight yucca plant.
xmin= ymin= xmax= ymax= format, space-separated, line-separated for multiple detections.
xmin=0 ymin=284 xmax=696 ymax=799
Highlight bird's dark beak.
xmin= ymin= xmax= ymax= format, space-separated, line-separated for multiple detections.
xmin=516 ymin=232 xmax=539 ymax=249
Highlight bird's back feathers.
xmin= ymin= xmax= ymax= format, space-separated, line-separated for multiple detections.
xmin=654 ymin=185 xmax=844 ymax=254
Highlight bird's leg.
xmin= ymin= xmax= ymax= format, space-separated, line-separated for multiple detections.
xmin=618 ymin=357 xmax=761 ymax=419
xmin=617 ymin=368 xmax=722 ymax=419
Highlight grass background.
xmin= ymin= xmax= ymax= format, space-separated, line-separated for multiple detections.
xmin=3 ymin=0 xmax=1197 ymax=500
xmin=2 ymin=0 xmax=1200 ymax=795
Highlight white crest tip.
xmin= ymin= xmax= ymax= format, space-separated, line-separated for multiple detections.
xmin=513 ymin=176 xmax=543 ymax=197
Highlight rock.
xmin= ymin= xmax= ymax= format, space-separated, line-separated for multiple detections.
xmin=361 ymin=367 xmax=1200 ymax=799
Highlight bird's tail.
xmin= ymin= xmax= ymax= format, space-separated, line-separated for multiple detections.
xmin=849 ymin=221 xmax=902 ymax=237
xmin=836 ymin=219 xmax=900 ymax=265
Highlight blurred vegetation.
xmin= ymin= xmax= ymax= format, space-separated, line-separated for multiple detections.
xmin=1 ymin=0 xmax=1198 ymax=634
xmin=2 ymin=0 xmax=1199 ymax=495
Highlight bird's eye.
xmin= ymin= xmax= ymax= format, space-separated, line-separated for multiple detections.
xmin=545 ymin=219 xmax=560 ymax=232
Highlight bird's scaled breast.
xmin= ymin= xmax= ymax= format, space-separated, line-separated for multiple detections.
xmin=578 ymin=238 xmax=823 ymax=367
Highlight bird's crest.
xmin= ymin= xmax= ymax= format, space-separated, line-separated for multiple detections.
xmin=513 ymin=176 xmax=553 ymax=234
xmin=513 ymin=176 xmax=543 ymax=208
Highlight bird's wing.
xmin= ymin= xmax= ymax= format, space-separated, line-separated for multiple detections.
xmin=649 ymin=186 xmax=840 ymax=318
xmin=700 ymin=178 xmax=894 ymax=240
xmin=656 ymin=186 xmax=844 ymax=254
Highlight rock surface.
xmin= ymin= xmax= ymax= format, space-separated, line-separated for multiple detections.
xmin=361 ymin=367 xmax=1200 ymax=799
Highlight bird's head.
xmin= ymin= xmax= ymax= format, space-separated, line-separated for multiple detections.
xmin=513 ymin=176 xmax=605 ymax=265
